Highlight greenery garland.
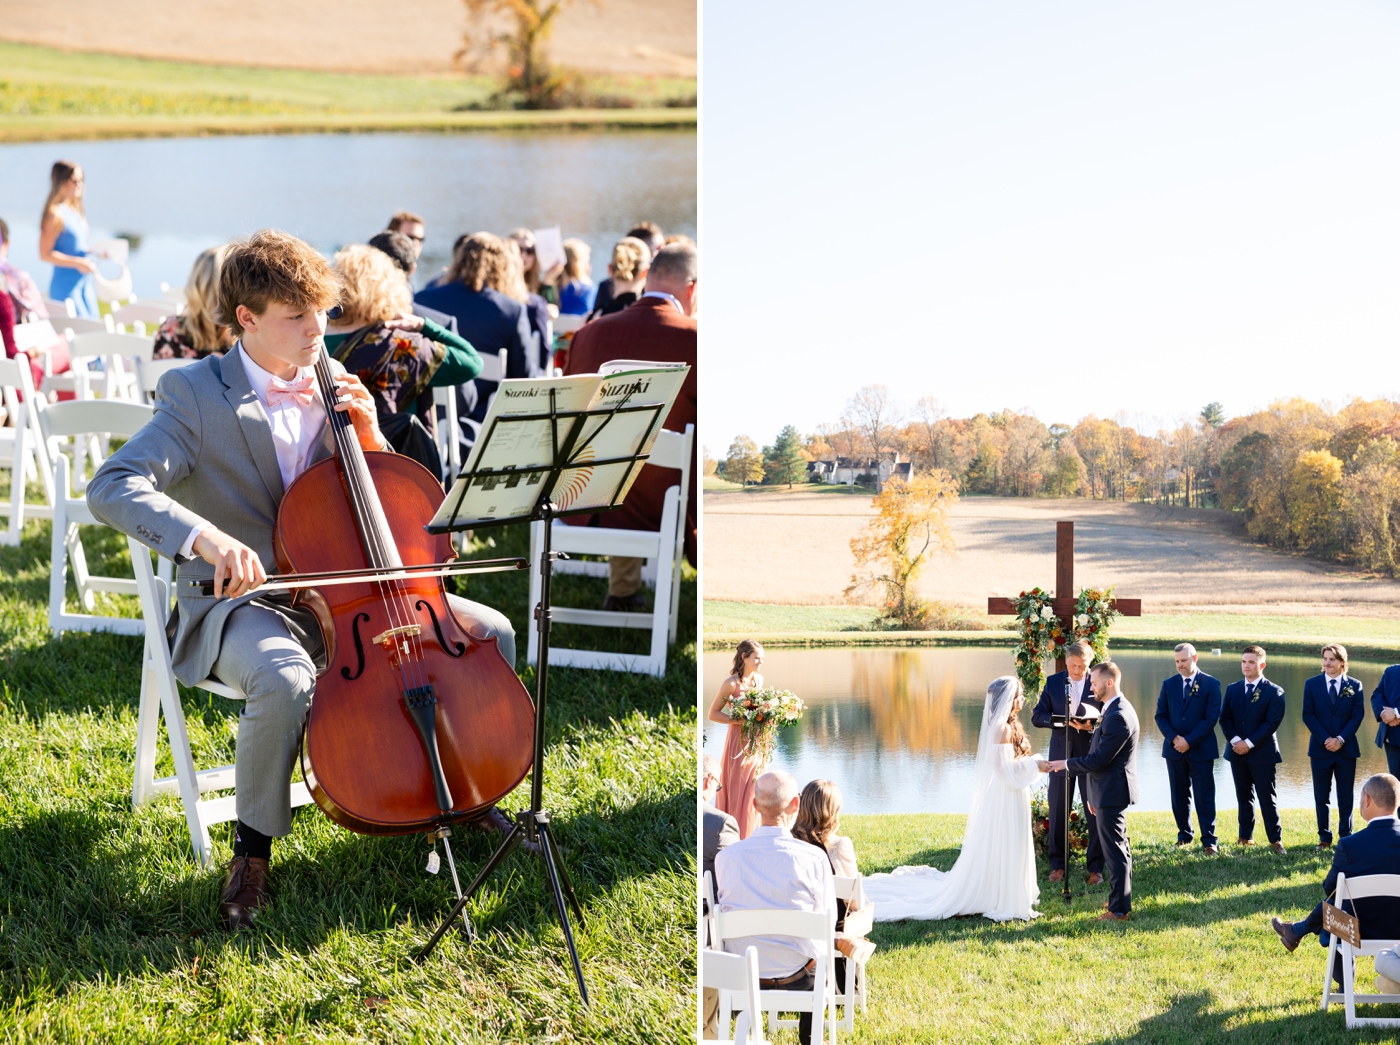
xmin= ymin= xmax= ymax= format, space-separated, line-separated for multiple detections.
xmin=1013 ymin=585 xmax=1120 ymax=696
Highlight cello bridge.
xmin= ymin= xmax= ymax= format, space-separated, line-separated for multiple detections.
xmin=373 ymin=624 xmax=422 ymax=653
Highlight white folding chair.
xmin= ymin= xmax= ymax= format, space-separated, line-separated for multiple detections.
xmin=110 ymin=301 xmax=175 ymax=330
xmin=1321 ymin=872 xmax=1400 ymax=1028
xmin=832 ymin=876 xmax=873 ymax=1029
xmin=436 ymin=347 xmax=509 ymax=482
xmin=43 ymin=297 xmax=76 ymax=318
xmin=553 ymin=314 xmax=585 ymax=336
xmin=158 ymin=281 xmax=187 ymax=307
xmin=58 ymin=315 xmax=115 ymax=336
xmin=136 ymin=357 xmax=199 ymax=403
xmin=0 ymin=357 xmax=45 ymax=544
xmin=45 ymin=330 xmax=150 ymax=402
xmin=127 ymin=534 xmax=312 ymax=866
xmin=12 ymin=318 xmax=65 ymax=358
xmin=41 ymin=399 xmax=155 ymax=636
xmin=526 ymin=423 xmax=693 ymax=677
xmin=713 ymin=907 xmax=838 ymax=1045
xmin=703 ymin=947 xmax=768 ymax=1044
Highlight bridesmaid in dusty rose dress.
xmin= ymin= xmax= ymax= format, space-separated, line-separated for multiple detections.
xmin=708 ymin=640 xmax=765 ymax=839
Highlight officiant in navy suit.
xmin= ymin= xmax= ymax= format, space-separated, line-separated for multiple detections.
xmin=1031 ymin=640 xmax=1104 ymax=884
xmin=1370 ymin=663 xmax=1400 ymax=778
xmin=1154 ymin=642 xmax=1223 ymax=854
xmin=1048 ymin=659 xmax=1140 ymax=922
xmin=1219 ymin=645 xmax=1287 ymax=853
xmin=1302 ymin=643 xmax=1366 ymax=848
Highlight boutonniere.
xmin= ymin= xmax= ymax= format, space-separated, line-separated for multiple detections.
xmin=1249 ymin=689 xmax=1261 ymax=704
xmin=1189 ymin=681 xmax=1200 ymax=698
xmin=1341 ymin=683 xmax=1356 ymax=699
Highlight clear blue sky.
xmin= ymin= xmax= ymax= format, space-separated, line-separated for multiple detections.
xmin=702 ymin=1 xmax=1400 ymax=455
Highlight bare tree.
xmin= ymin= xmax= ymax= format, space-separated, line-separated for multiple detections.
xmin=842 ymin=385 xmax=904 ymax=492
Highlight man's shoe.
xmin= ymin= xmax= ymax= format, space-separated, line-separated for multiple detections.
xmin=1271 ymin=842 xmax=1288 ymax=855
xmin=465 ymin=805 xmax=542 ymax=855
xmin=219 ymin=855 xmax=269 ymax=930
xmin=1087 ymin=872 xmax=1105 ymax=886
xmin=1098 ymin=911 xmax=1129 ymax=922
xmin=1203 ymin=845 xmax=1219 ymax=856
xmin=1048 ymin=869 xmax=1065 ymax=882
xmin=1272 ymin=916 xmax=1301 ymax=953
xmin=1238 ymin=838 xmax=1256 ymax=847
xmin=1318 ymin=840 xmax=1334 ymax=850
xmin=601 ymin=593 xmax=648 ymax=612
xmin=1175 ymin=840 xmax=1193 ymax=848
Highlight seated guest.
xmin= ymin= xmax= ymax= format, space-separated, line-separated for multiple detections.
xmin=592 ymin=222 xmax=663 ymax=313
xmin=500 ymin=236 xmax=552 ymax=375
xmin=714 ymin=770 xmax=834 ymax=1045
xmin=386 ymin=210 xmax=426 ymax=259
xmin=326 ymin=245 xmax=483 ymax=475
xmin=793 ymin=778 xmax=873 ymax=994
xmin=563 ymin=242 xmax=697 ymax=609
xmin=506 ymin=227 xmax=562 ymax=307
xmin=152 ymin=245 xmax=235 ymax=360
xmin=557 ymin=238 xmax=597 ymax=316
xmin=367 ymin=230 xmax=459 ymax=334
xmin=588 ymin=237 xmax=650 ymax=320
xmin=703 ymin=753 xmax=740 ymax=886
xmin=1271 ymin=773 xmax=1400 ymax=987
xmin=414 ymin=233 xmax=533 ymax=452
xmin=1 ymin=217 xmax=59 ymax=392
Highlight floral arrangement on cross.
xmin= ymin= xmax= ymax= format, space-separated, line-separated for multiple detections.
xmin=1013 ymin=585 xmax=1120 ymax=696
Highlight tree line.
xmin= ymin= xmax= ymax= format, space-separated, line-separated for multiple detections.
xmin=707 ymin=386 xmax=1400 ymax=576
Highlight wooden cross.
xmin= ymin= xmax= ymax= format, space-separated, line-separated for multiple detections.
xmin=987 ymin=521 xmax=1142 ymax=672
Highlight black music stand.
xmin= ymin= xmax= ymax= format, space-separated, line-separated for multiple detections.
xmin=415 ymin=387 xmax=671 ymax=1005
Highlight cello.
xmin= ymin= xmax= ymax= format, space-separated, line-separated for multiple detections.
xmin=271 ymin=346 xmax=535 ymax=835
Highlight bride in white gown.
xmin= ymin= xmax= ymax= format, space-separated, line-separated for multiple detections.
xmin=864 ymin=675 xmax=1046 ymax=922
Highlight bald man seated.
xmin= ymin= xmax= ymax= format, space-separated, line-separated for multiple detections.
xmin=713 ymin=771 xmax=835 ymax=1045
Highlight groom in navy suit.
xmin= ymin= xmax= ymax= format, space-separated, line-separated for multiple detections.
xmin=1154 ymin=642 xmax=1223 ymax=854
xmin=1048 ymin=660 xmax=1139 ymax=921
xmin=1272 ymin=774 xmax=1400 ymax=986
xmin=1219 ymin=645 xmax=1287 ymax=854
xmin=1031 ymin=640 xmax=1104 ymax=884
xmin=1370 ymin=663 xmax=1400 ymax=778
xmin=1302 ymin=644 xmax=1366 ymax=848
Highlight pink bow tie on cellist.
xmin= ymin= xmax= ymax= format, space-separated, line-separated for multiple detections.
xmin=266 ymin=374 xmax=316 ymax=407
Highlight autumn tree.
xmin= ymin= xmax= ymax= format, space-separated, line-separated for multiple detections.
xmin=724 ymin=435 xmax=763 ymax=486
xmin=845 ymin=472 xmax=959 ymax=628
xmin=763 ymin=425 xmax=809 ymax=487
xmin=1343 ymin=437 xmax=1400 ymax=575
xmin=457 ymin=0 xmax=591 ymax=108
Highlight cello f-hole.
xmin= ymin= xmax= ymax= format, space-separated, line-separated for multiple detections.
xmin=341 ymin=611 xmax=372 ymax=680
xmin=416 ymin=598 xmax=466 ymax=658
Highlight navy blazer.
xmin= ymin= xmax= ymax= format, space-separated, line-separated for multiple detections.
xmin=1372 ymin=665 xmax=1400 ymax=749
xmin=1302 ymin=673 xmax=1366 ymax=761
xmin=1219 ymin=679 xmax=1285 ymax=766
xmin=1030 ymin=671 xmax=1100 ymax=760
xmin=1154 ymin=671 xmax=1223 ymax=762
xmin=1321 ymin=817 xmax=1400 ymax=943
xmin=1066 ymin=695 xmax=1139 ymax=809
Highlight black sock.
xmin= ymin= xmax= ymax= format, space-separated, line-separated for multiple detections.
xmin=232 ymin=820 xmax=273 ymax=860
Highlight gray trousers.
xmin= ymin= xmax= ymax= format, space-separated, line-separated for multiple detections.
xmin=213 ymin=593 xmax=516 ymax=837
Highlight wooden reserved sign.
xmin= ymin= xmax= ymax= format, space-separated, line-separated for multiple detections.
xmin=1324 ymin=902 xmax=1361 ymax=949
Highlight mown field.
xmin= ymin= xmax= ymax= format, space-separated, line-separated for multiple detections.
xmin=0 ymin=512 xmax=697 ymax=1043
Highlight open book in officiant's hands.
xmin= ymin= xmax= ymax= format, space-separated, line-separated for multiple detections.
xmin=1051 ymin=703 xmax=1101 ymax=729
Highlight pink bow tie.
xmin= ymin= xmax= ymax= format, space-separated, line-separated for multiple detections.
xmin=266 ymin=375 xmax=315 ymax=407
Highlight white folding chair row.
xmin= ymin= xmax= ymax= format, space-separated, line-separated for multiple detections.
xmin=0 ymin=357 xmax=44 ymax=545
xmin=712 ymin=906 xmax=839 ymax=1045
xmin=1321 ymin=873 xmax=1400 ymax=1028
xmin=42 ymin=297 xmax=77 ymax=318
xmin=110 ymin=301 xmax=175 ymax=329
xmin=527 ymin=423 xmax=693 ymax=678
xmin=832 ymin=875 xmax=872 ymax=1029
xmin=703 ymin=947 xmax=769 ymax=1044
xmin=128 ymin=534 xmax=312 ymax=867
xmin=60 ymin=315 xmax=116 ymax=336
xmin=41 ymin=398 xmax=160 ymax=636
xmin=43 ymin=330 xmax=151 ymax=404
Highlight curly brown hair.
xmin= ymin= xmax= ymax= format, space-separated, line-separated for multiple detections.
xmin=792 ymin=779 xmax=842 ymax=850
xmin=730 ymin=639 xmax=763 ymax=685
xmin=447 ymin=232 xmax=510 ymax=294
xmin=1006 ymin=688 xmax=1031 ymax=757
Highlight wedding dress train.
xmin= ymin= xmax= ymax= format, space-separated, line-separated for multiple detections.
xmin=864 ymin=676 xmax=1044 ymax=922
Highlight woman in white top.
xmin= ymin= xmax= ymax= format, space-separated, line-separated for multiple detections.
xmin=863 ymin=675 xmax=1045 ymax=922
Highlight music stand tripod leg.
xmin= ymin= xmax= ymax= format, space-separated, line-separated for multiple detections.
xmin=539 ymin=816 xmax=586 ymax=926
xmin=418 ymin=821 xmax=524 ymax=960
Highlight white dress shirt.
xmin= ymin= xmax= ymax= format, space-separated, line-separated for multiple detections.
xmin=640 ymin=290 xmax=686 ymax=314
xmin=177 ymin=343 xmax=327 ymax=558
xmin=1231 ymin=677 xmax=1269 ymax=749
xmin=1067 ymin=674 xmax=1089 ymax=717
xmin=713 ymin=824 xmax=835 ymax=978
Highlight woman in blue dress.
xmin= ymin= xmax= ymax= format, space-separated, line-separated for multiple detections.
xmin=39 ymin=161 xmax=99 ymax=318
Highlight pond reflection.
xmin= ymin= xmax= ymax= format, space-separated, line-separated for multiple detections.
xmin=701 ymin=646 xmax=1399 ymax=814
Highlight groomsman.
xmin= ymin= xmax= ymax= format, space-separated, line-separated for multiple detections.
xmin=1219 ymin=645 xmax=1287 ymax=854
xmin=1030 ymin=640 xmax=1104 ymax=885
xmin=1371 ymin=663 xmax=1400 ymax=777
xmin=1154 ymin=643 xmax=1223 ymax=854
xmin=1302 ymin=643 xmax=1366 ymax=848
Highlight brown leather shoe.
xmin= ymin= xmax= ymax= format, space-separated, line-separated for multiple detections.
xmin=1049 ymin=869 xmax=1065 ymax=882
xmin=1098 ymin=911 xmax=1129 ymax=922
xmin=1204 ymin=845 xmax=1219 ymax=856
xmin=1175 ymin=840 xmax=1193 ymax=848
xmin=219 ymin=855 xmax=269 ymax=930
xmin=1238 ymin=838 xmax=1255 ymax=847
xmin=465 ymin=805 xmax=541 ymax=855
xmin=1087 ymin=872 xmax=1105 ymax=885
xmin=1272 ymin=916 xmax=1300 ymax=953
xmin=1271 ymin=842 xmax=1288 ymax=855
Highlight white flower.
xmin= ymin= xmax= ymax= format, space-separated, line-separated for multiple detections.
xmin=1040 ymin=606 xmax=1054 ymax=620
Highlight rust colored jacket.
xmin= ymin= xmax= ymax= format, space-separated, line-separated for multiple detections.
xmin=563 ymin=296 xmax=697 ymax=564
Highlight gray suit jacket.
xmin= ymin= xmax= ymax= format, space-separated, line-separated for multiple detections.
xmin=703 ymin=801 xmax=740 ymax=885
xmin=87 ymin=344 xmax=350 ymax=686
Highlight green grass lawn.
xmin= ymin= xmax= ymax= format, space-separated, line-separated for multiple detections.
xmin=0 ymin=40 xmax=697 ymax=140
xmin=0 ymin=513 xmax=696 ymax=1042
xmin=815 ymin=809 xmax=1400 ymax=1043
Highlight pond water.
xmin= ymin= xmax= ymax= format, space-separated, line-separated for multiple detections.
xmin=0 ymin=132 xmax=696 ymax=300
xmin=702 ymin=645 xmax=1399 ymax=815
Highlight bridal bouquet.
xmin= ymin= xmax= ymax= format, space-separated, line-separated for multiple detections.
xmin=725 ymin=687 xmax=805 ymax=765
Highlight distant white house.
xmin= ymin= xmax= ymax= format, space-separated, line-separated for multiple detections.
xmin=809 ymin=452 xmax=912 ymax=486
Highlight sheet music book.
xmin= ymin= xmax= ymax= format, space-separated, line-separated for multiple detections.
xmin=1050 ymin=704 xmax=1101 ymax=728
xmin=428 ymin=363 xmax=689 ymax=530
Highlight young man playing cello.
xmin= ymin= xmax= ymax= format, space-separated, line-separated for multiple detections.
xmin=88 ymin=230 xmax=516 ymax=929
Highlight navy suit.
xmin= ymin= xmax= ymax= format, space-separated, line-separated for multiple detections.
xmin=1066 ymin=695 xmax=1139 ymax=916
xmin=1371 ymin=665 xmax=1400 ymax=777
xmin=1219 ymin=678 xmax=1286 ymax=844
xmin=1302 ymin=673 xmax=1367 ymax=844
xmin=1031 ymin=671 xmax=1104 ymax=872
xmin=1155 ymin=671 xmax=1223 ymax=847
xmin=1291 ymin=817 xmax=1400 ymax=965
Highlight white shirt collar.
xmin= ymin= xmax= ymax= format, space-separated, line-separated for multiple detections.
xmin=1369 ymin=814 xmax=1397 ymax=822
xmin=237 ymin=340 xmax=312 ymax=404
xmin=641 ymin=290 xmax=686 ymax=314
xmin=1180 ymin=671 xmax=1196 ymax=685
